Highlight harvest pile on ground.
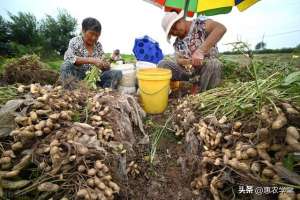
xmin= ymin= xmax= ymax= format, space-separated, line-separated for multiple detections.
xmin=169 ymin=59 xmax=300 ymax=199
xmin=0 ymin=84 xmax=146 ymax=200
xmin=1 ymin=55 xmax=58 ymax=85
xmin=172 ymin=99 xmax=300 ymax=199
xmin=0 ymin=52 xmax=299 ymax=200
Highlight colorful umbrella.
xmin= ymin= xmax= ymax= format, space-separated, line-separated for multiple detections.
xmin=144 ymin=0 xmax=259 ymax=16
xmin=133 ymin=35 xmax=164 ymax=64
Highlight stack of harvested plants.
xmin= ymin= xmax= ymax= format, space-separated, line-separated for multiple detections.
xmin=2 ymin=54 xmax=58 ymax=85
xmin=184 ymin=73 xmax=299 ymax=121
xmin=173 ymin=98 xmax=300 ymax=199
xmin=0 ymin=83 xmax=146 ymax=200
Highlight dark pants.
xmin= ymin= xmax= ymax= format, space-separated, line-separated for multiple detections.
xmin=157 ymin=58 xmax=222 ymax=92
xmin=60 ymin=62 xmax=122 ymax=89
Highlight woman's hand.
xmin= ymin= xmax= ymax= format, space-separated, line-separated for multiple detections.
xmin=192 ymin=49 xmax=205 ymax=67
xmin=92 ymin=58 xmax=111 ymax=70
xmin=176 ymin=57 xmax=192 ymax=66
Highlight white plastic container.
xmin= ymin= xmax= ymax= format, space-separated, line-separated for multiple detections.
xmin=111 ymin=64 xmax=136 ymax=87
xmin=118 ymin=86 xmax=136 ymax=94
xmin=135 ymin=61 xmax=157 ymax=71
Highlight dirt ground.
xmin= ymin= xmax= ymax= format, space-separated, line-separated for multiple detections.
xmin=116 ymin=116 xmax=195 ymax=199
xmin=118 ymin=136 xmax=192 ymax=200
xmin=109 ymin=98 xmax=198 ymax=200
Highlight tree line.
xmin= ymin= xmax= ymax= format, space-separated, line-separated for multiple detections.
xmin=0 ymin=9 xmax=77 ymax=58
xmin=223 ymin=46 xmax=300 ymax=55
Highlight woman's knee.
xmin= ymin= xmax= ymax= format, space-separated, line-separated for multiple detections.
xmin=99 ymin=70 xmax=122 ymax=89
xmin=114 ymin=70 xmax=123 ymax=79
xmin=60 ymin=62 xmax=86 ymax=81
xmin=110 ymin=70 xmax=122 ymax=80
xmin=205 ymin=59 xmax=222 ymax=74
xmin=61 ymin=62 xmax=70 ymax=72
xmin=212 ymin=63 xmax=222 ymax=75
xmin=157 ymin=60 xmax=171 ymax=69
xmin=60 ymin=62 xmax=73 ymax=78
xmin=101 ymin=70 xmax=122 ymax=81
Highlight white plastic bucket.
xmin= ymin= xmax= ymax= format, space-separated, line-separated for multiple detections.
xmin=135 ymin=61 xmax=157 ymax=71
xmin=118 ymin=86 xmax=136 ymax=94
xmin=111 ymin=64 xmax=136 ymax=87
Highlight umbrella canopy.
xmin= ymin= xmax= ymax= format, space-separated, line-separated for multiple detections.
xmin=133 ymin=35 xmax=164 ymax=64
xmin=144 ymin=0 xmax=259 ymax=16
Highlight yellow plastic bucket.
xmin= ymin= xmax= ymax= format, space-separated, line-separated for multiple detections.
xmin=137 ymin=68 xmax=172 ymax=114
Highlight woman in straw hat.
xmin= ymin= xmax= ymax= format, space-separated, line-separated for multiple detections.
xmin=159 ymin=11 xmax=226 ymax=93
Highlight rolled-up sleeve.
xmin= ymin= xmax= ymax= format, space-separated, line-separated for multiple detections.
xmin=64 ymin=38 xmax=77 ymax=65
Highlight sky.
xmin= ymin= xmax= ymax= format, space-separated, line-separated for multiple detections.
xmin=1 ymin=0 xmax=300 ymax=54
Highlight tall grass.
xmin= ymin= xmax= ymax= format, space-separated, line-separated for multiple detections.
xmin=190 ymin=42 xmax=300 ymax=121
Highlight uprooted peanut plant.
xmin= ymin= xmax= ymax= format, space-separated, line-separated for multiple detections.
xmin=0 ymin=83 xmax=146 ymax=200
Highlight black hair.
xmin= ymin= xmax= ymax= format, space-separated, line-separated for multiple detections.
xmin=82 ymin=17 xmax=102 ymax=33
xmin=170 ymin=10 xmax=179 ymax=14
